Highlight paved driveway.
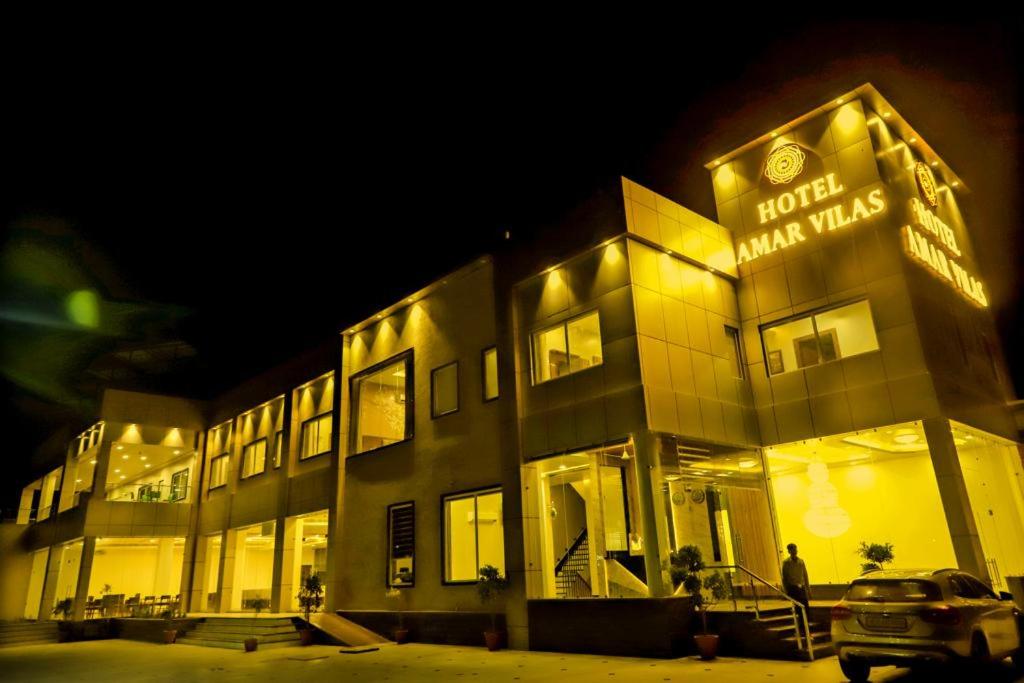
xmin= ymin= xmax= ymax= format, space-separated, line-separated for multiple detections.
xmin=0 ymin=640 xmax=1021 ymax=682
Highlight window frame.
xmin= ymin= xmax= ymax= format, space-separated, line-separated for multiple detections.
xmin=530 ymin=310 xmax=603 ymax=385
xmin=430 ymin=360 xmax=460 ymax=419
xmin=349 ymin=349 xmax=415 ymax=457
xmin=724 ymin=325 xmax=744 ymax=379
xmin=299 ymin=411 xmax=333 ymax=461
xmin=272 ymin=430 xmax=284 ymax=468
xmin=440 ymin=485 xmax=504 ymax=586
xmin=240 ymin=437 xmax=269 ymax=479
xmin=169 ymin=468 xmax=189 ymax=502
xmin=481 ymin=346 xmax=499 ymax=402
xmin=759 ymin=298 xmax=877 ymax=377
xmin=386 ymin=501 xmax=416 ymax=589
xmin=208 ymin=454 xmax=229 ymax=491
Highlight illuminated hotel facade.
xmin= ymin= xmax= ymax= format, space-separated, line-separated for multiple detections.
xmin=3 ymin=84 xmax=1022 ymax=654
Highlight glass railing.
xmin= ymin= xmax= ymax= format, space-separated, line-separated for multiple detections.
xmin=106 ymin=484 xmax=192 ymax=504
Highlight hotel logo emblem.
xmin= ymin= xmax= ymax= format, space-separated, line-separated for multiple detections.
xmin=764 ymin=144 xmax=806 ymax=185
xmin=915 ymin=162 xmax=939 ymax=208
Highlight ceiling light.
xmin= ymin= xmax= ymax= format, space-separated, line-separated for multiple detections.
xmin=738 ymin=460 xmax=757 ymax=469
xmin=835 ymin=98 xmax=844 ymax=105
xmin=119 ymin=475 xmax=126 ymax=480
xmin=951 ymin=181 xmax=959 ymax=188
xmin=174 ymin=450 xmax=181 ymax=455
xmin=908 ymin=137 xmax=917 ymax=143
xmin=930 ymin=161 xmax=938 ymax=167
xmin=893 ymin=434 xmax=920 ymax=444
xmin=75 ymin=479 xmax=82 ymax=484
xmin=140 ymin=456 xmax=147 ymax=461
xmin=144 ymin=464 xmax=151 ymax=469
xmin=114 ymin=469 xmax=121 ymax=473
xmin=122 ymin=454 xmax=129 ymax=459
xmin=116 ymin=445 xmax=123 ymax=450
xmin=89 ymin=459 xmax=97 ymax=465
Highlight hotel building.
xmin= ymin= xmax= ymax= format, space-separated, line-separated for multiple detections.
xmin=3 ymin=84 xmax=1022 ymax=656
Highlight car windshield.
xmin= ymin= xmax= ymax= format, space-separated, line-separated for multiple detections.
xmin=846 ymin=580 xmax=941 ymax=602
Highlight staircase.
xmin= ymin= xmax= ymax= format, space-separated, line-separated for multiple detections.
xmin=742 ymin=606 xmax=833 ymax=660
xmin=555 ymin=529 xmax=591 ymax=598
xmin=177 ymin=617 xmax=301 ymax=650
xmin=0 ymin=621 xmax=60 ymax=648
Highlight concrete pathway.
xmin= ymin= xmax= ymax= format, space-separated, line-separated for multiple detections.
xmin=0 ymin=639 xmax=1021 ymax=682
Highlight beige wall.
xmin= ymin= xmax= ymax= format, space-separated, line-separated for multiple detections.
xmin=336 ymin=261 xmax=512 ymax=624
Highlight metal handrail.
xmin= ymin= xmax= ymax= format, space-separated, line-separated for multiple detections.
xmin=707 ymin=564 xmax=815 ymax=661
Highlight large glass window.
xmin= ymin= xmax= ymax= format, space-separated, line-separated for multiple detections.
xmin=387 ymin=502 xmax=415 ymax=588
xmin=209 ymin=455 xmax=229 ymax=490
xmin=531 ymin=311 xmax=603 ymax=384
xmin=300 ymin=413 xmax=332 ymax=460
xmin=443 ymin=488 xmax=505 ymax=583
xmin=241 ymin=438 xmax=267 ymax=478
xmin=431 ymin=362 xmax=459 ymax=417
xmin=482 ymin=347 xmax=499 ymax=400
xmin=352 ymin=352 xmax=413 ymax=455
xmin=761 ymin=300 xmax=879 ymax=375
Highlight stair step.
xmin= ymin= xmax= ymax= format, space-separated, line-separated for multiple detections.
xmin=0 ymin=623 xmax=59 ymax=634
xmin=176 ymin=637 xmax=300 ymax=651
xmin=192 ymin=624 xmax=298 ymax=635
xmin=201 ymin=619 xmax=295 ymax=627
xmin=782 ymin=631 xmax=831 ymax=645
xmin=181 ymin=631 xmax=300 ymax=644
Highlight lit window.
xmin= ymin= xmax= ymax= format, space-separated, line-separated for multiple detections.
xmin=352 ymin=352 xmax=413 ymax=455
xmin=241 ymin=438 xmax=267 ymax=478
xmin=761 ymin=300 xmax=879 ymax=376
xmin=170 ymin=468 xmax=189 ymax=502
xmin=300 ymin=414 xmax=332 ymax=460
xmin=209 ymin=455 xmax=229 ymax=490
xmin=482 ymin=347 xmax=498 ymax=401
xmin=431 ymin=362 xmax=459 ymax=417
xmin=387 ymin=502 xmax=415 ymax=588
xmin=531 ymin=311 xmax=603 ymax=384
xmin=725 ymin=326 xmax=744 ymax=379
xmin=273 ymin=430 xmax=284 ymax=468
xmin=443 ymin=488 xmax=505 ymax=583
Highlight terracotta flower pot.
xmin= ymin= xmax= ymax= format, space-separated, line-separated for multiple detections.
xmin=299 ymin=628 xmax=315 ymax=646
xmin=693 ymin=634 xmax=719 ymax=660
xmin=484 ymin=630 xmax=503 ymax=652
xmin=393 ymin=628 xmax=410 ymax=644
xmin=244 ymin=637 xmax=258 ymax=652
xmin=163 ymin=629 xmax=177 ymax=644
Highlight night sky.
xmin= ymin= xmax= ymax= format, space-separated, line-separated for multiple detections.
xmin=2 ymin=20 xmax=1020 ymax=511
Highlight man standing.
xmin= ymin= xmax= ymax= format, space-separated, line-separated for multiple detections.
xmin=781 ymin=543 xmax=811 ymax=620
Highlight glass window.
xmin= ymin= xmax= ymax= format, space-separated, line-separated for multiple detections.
xmin=443 ymin=489 xmax=505 ymax=582
xmin=482 ymin=347 xmax=499 ymax=401
xmin=431 ymin=362 xmax=459 ymax=417
xmin=273 ymin=430 xmax=284 ymax=468
xmin=387 ymin=502 xmax=414 ymax=588
xmin=532 ymin=311 xmax=603 ymax=384
xmin=846 ymin=580 xmax=941 ymax=603
xmin=725 ymin=325 xmax=743 ymax=379
xmin=352 ymin=353 xmax=412 ymax=455
xmin=300 ymin=413 xmax=332 ymax=460
xmin=241 ymin=438 xmax=267 ymax=478
xmin=209 ymin=455 xmax=229 ymax=490
xmin=170 ymin=468 xmax=189 ymax=502
xmin=762 ymin=300 xmax=879 ymax=375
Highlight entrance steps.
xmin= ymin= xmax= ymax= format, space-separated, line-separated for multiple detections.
xmin=712 ymin=607 xmax=833 ymax=660
xmin=177 ymin=617 xmax=301 ymax=650
xmin=0 ymin=621 xmax=60 ymax=648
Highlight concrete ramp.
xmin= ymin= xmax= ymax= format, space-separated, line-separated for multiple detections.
xmin=309 ymin=612 xmax=390 ymax=646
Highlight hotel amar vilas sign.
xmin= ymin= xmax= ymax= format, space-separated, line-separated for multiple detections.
xmin=733 ymin=136 xmax=988 ymax=308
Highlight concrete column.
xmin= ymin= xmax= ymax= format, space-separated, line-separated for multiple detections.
xmin=586 ymin=455 xmax=607 ymax=597
xmin=38 ymin=545 xmax=63 ymax=621
xmin=89 ymin=441 xmax=114 ymax=507
xmin=324 ymin=344 xmax=345 ymax=613
xmin=270 ymin=516 xmax=294 ymax=613
xmin=71 ymin=537 xmax=96 ymax=621
xmin=155 ymin=538 xmax=174 ymax=596
xmin=923 ymin=418 xmax=990 ymax=582
xmin=57 ymin=445 xmax=78 ymax=514
xmin=221 ymin=529 xmax=239 ymax=612
xmin=633 ymin=430 xmax=669 ymax=597
xmin=17 ymin=487 xmax=37 ymax=525
xmin=188 ymin=533 xmax=208 ymax=611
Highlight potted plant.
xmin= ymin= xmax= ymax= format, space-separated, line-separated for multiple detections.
xmin=385 ymin=588 xmax=410 ymax=644
xmin=244 ymin=598 xmax=269 ymax=652
xmin=476 ymin=564 xmax=509 ymax=651
xmin=52 ymin=597 xmax=74 ymax=621
xmin=669 ymin=545 xmax=728 ymax=660
xmin=857 ymin=542 xmax=894 ymax=573
xmin=297 ymin=573 xmax=324 ymax=646
xmin=160 ymin=608 xmax=178 ymax=644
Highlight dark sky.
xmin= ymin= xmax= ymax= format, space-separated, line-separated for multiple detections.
xmin=2 ymin=20 xmax=1021 ymax=510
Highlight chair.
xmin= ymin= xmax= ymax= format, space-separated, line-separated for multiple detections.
xmin=142 ymin=595 xmax=155 ymax=617
xmin=124 ymin=594 xmax=140 ymax=617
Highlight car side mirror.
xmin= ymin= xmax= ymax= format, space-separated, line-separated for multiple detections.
xmin=999 ymin=591 xmax=1014 ymax=601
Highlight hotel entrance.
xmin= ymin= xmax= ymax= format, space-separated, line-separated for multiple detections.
xmin=658 ymin=441 xmax=780 ymax=585
xmin=523 ymin=443 xmax=646 ymax=599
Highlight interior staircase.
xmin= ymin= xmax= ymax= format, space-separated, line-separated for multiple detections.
xmin=177 ymin=617 xmax=301 ymax=650
xmin=0 ymin=621 xmax=60 ymax=648
xmin=554 ymin=529 xmax=591 ymax=598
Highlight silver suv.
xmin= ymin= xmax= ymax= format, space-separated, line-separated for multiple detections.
xmin=831 ymin=568 xmax=1023 ymax=681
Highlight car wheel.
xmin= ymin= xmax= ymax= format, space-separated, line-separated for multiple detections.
xmin=970 ymin=631 xmax=990 ymax=664
xmin=839 ymin=658 xmax=870 ymax=682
